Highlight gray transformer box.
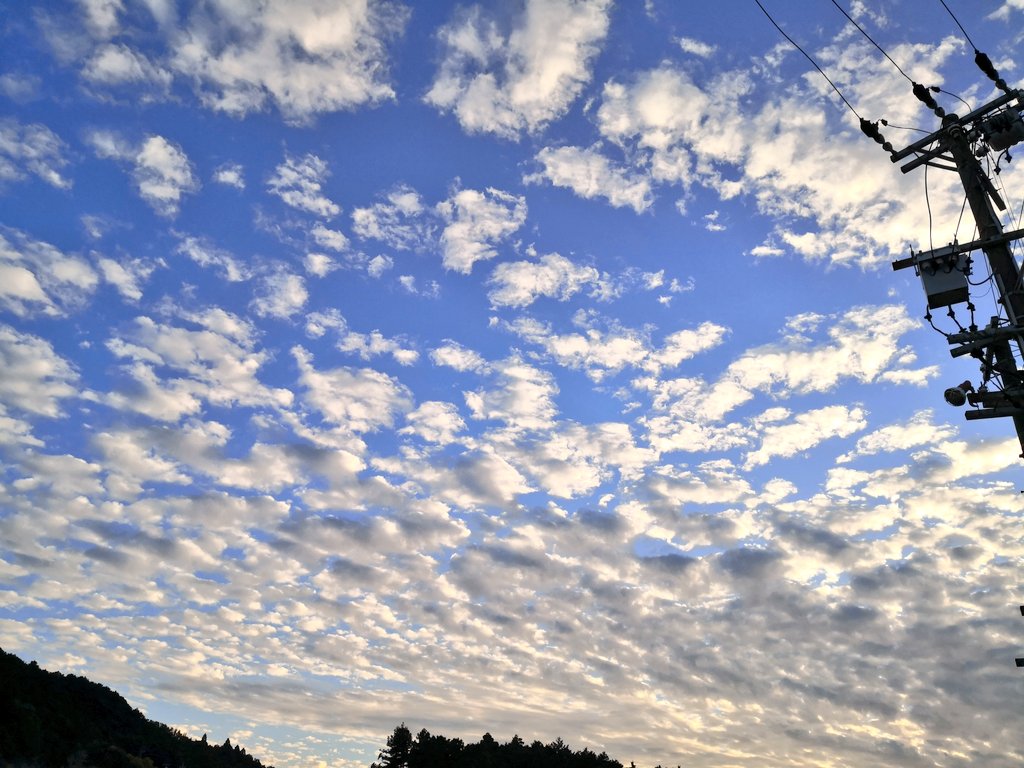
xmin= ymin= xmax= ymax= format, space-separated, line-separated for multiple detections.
xmin=916 ymin=245 xmax=970 ymax=309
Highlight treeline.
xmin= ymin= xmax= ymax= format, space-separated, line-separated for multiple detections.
xmin=0 ymin=647 xmax=269 ymax=768
xmin=371 ymin=724 xmax=623 ymax=768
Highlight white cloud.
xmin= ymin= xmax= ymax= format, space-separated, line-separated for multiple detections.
xmin=310 ymin=223 xmax=350 ymax=252
xmin=339 ymin=331 xmax=418 ymax=365
xmin=398 ymin=275 xmax=440 ymax=297
xmin=430 ymin=341 xmax=488 ymax=373
xmin=89 ymin=131 xmax=199 ymax=217
xmin=0 ymin=324 xmax=80 ymax=417
xmin=837 ymin=410 xmax=956 ymax=464
xmin=703 ymin=210 xmax=725 ymax=231
xmin=399 ymin=401 xmax=466 ymax=444
xmin=487 ymin=252 xmax=614 ymax=308
xmin=989 ymin=0 xmax=1024 ymax=20
xmin=426 ymin=0 xmax=613 ymax=137
xmin=507 ymin=315 xmax=728 ymax=381
xmin=78 ymin=0 xmax=123 ymax=39
xmin=309 ymin=312 xmax=418 ymax=365
xmin=97 ymin=255 xmax=159 ymax=301
xmin=596 ymin=66 xmax=711 ymax=187
xmin=720 ymin=305 xmax=931 ymax=401
xmin=304 ymin=252 xmax=338 ymax=277
xmin=0 ymin=73 xmax=41 ymax=102
xmin=744 ymin=405 xmax=868 ymax=468
xmin=678 ymin=36 xmax=715 ymax=57
xmin=526 ymin=145 xmax=653 ymax=212
xmin=169 ymin=0 xmax=409 ymax=121
xmin=637 ymin=305 xmax=934 ymax=456
xmin=436 ymin=187 xmax=526 ymax=273
xmin=0 ymin=228 xmax=98 ymax=316
xmin=81 ymin=43 xmax=172 ymax=90
xmin=0 ymin=119 xmax=72 ymax=189
xmin=176 ymin=236 xmax=251 ymax=282
xmin=251 ymin=270 xmax=308 ymax=319
xmin=106 ymin=315 xmax=292 ymax=421
xmin=591 ymin=40 xmax=971 ymax=267
xmin=212 ymin=162 xmax=245 ymax=189
xmin=267 ymin=153 xmax=341 ymax=218
xmin=292 ymin=346 xmax=412 ymax=432
xmin=432 ymin=447 xmax=533 ymax=508
xmin=0 ymin=403 xmax=44 ymax=448
xmin=465 ymin=357 xmax=558 ymax=431
xmin=351 ymin=185 xmax=430 ymax=249
xmin=367 ymin=254 xmax=393 ymax=277
xmin=135 ymin=136 xmax=199 ymax=217
xmin=304 ymin=309 xmax=347 ymax=339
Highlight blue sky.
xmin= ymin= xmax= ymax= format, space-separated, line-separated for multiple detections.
xmin=3 ymin=0 xmax=1024 ymax=766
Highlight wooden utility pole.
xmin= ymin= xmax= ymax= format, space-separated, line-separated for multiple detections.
xmin=885 ymin=82 xmax=1024 ymax=455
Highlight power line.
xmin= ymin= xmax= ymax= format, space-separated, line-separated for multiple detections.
xmin=827 ymin=0 xmax=948 ymax=118
xmin=938 ymin=0 xmax=977 ymax=52
xmin=829 ymin=0 xmax=912 ymax=83
xmin=752 ymin=0 xmax=862 ymax=120
xmin=878 ymin=118 xmax=928 ymax=134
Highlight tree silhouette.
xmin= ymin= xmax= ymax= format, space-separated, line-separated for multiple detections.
xmin=371 ymin=725 xmax=624 ymax=768
xmin=374 ymin=723 xmax=413 ymax=768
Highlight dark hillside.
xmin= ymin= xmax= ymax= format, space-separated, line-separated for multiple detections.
xmin=0 ymin=647 xmax=269 ymax=768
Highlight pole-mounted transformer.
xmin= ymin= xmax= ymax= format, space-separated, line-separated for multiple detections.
xmin=883 ymin=67 xmax=1024 ymax=457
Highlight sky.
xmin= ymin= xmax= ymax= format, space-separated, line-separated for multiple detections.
xmin=2 ymin=0 xmax=1024 ymax=766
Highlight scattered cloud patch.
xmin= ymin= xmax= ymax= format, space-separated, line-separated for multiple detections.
xmin=678 ymin=36 xmax=715 ymax=57
xmin=306 ymin=309 xmax=417 ymax=365
xmin=0 ymin=119 xmax=72 ymax=189
xmin=81 ymin=0 xmax=412 ymax=121
xmin=430 ymin=341 xmax=488 ymax=373
xmin=0 ymin=228 xmax=98 ymax=316
xmin=176 ymin=236 xmax=251 ymax=282
xmin=436 ymin=187 xmax=526 ymax=273
xmin=488 ymin=252 xmax=615 ymax=308
xmin=352 ymin=185 xmax=430 ymax=249
xmin=426 ymin=0 xmax=613 ymax=137
xmin=106 ymin=313 xmax=292 ymax=421
xmin=526 ymin=145 xmax=653 ymax=212
xmin=367 ymin=254 xmax=393 ymax=278
xmin=89 ymin=131 xmax=199 ymax=216
xmin=465 ymin=357 xmax=558 ymax=431
xmin=310 ymin=223 xmax=350 ymax=252
xmin=292 ymin=346 xmax=413 ymax=432
xmin=0 ymin=324 xmax=80 ymax=416
xmin=212 ymin=162 xmax=245 ymax=189
xmin=507 ymin=314 xmax=727 ymax=381
xmin=267 ymin=153 xmax=341 ymax=218
xmin=744 ymin=404 xmax=868 ymax=468
xmin=304 ymin=252 xmax=338 ymax=277
xmin=97 ymin=255 xmax=160 ymax=301
xmin=251 ymin=269 xmax=308 ymax=319
xmin=400 ymin=400 xmax=466 ymax=444
xmin=81 ymin=43 xmax=172 ymax=92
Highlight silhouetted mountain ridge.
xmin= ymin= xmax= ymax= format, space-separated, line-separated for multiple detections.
xmin=0 ymin=647 xmax=268 ymax=768
xmin=1 ymin=648 xmax=671 ymax=768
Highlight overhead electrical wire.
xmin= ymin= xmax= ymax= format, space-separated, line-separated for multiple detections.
xmin=752 ymin=0 xmax=862 ymax=120
xmin=938 ymin=0 xmax=977 ymax=52
xmin=828 ymin=0 xmax=913 ymax=83
xmin=924 ymin=162 xmax=934 ymax=253
xmin=878 ymin=118 xmax=927 ymax=134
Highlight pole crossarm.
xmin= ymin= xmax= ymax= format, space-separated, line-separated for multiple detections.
xmin=889 ymin=87 xmax=1024 ymax=455
xmin=890 ymin=89 xmax=1023 ymax=163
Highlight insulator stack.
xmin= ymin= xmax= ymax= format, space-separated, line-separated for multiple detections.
xmin=975 ymin=50 xmax=1011 ymax=94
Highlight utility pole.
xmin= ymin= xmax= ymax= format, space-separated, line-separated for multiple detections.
xmin=878 ymin=68 xmax=1024 ymax=456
